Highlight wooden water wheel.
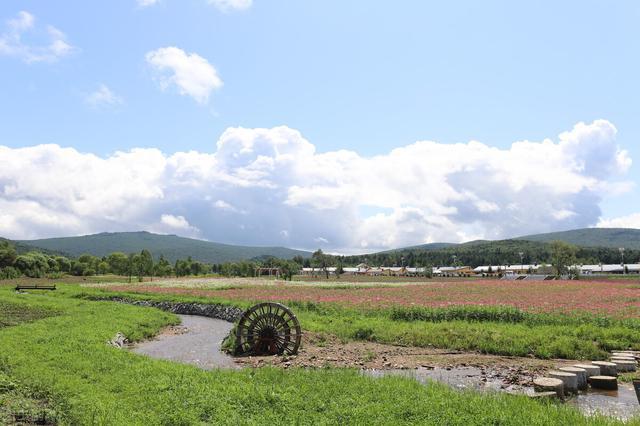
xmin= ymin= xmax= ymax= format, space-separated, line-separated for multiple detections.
xmin=235 ymin=302 xmax=302 ymax=355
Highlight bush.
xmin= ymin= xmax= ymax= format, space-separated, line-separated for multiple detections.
xmin=0 ymin=267 xmax=21 ymax=280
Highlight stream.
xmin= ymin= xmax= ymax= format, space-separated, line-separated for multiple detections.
xmin=132 ymin=314 xmax=639 ymax=420
xmin=132 ymin=314 xmax=238 ymax=370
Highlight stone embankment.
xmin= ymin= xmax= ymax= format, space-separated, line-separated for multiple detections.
xmin=108 ymin=297 xmax=244 ymax=323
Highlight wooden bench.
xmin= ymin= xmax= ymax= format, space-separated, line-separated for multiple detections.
xmin=15 ymin=283 xmax=57 ymax=291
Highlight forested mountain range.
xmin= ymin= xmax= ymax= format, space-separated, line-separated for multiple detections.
xmin=15 ymin=232 xmax=311 ymax=264
xmin=5 ymin=227 xmax=640 ymax=268
xmin=341 ymin=228 xmax=640 ymax=267
xmin=515 ymin=228 xmax=640 ymax=249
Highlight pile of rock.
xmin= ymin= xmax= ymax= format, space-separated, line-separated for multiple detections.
xmin=533 ymin=350 xmax=638 ymax=398
xmin=108 ymin=332 xmax=129 ymax=348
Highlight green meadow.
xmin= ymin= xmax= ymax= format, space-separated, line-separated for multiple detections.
xmin=0 ymin=284 xmax=639 ymax=424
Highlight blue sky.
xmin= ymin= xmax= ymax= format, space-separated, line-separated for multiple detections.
xmin=0 ymin=1 xmax=639 ymax=251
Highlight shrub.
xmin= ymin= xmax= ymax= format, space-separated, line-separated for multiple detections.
xmin=0 ymin=267 xmax=21 ymax=280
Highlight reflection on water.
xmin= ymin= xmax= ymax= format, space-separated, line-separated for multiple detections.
xmin=567 ymin=384 xmax=639 ymax=421
xmin=364 ymin=367 xmax=640 ymax=421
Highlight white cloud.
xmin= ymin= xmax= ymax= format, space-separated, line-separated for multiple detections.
xmin=208 ymin=0 xmax=252 ymax=12
xmin=0 ymin=120 xmax=633 ymax=250
xmin=146 ymin=46 xmax=222 ymax=104
xmin=155 ymin=214 xmax=200 ymax=237
xmin=597 ymin=213 xmax=640 ymax=229
xmin=0 ymin=11 xmax=75 ymax=63
xmin=160 ymin=214 xmax=192 ymax=229
xmin=85 ymin=84 xmax=124 ymax=108
xmin=138 ymin=0 xmax=160 ymax=7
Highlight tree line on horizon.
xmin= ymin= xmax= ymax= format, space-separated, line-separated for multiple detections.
xmin=1 ymin=239 xmax=638 ymax=281
xmin=0 ymin=240 xmax=305 ymax=281
xmin=335 ymin=240 xmax=640 ymax=269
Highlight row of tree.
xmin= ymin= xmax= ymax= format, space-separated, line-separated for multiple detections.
xmin=335 ymin=240 xmax=640 ymax=269
xmin=1 ymin=238 xmax=634 ymax=281
xmin=0 ymin=240 xmax=303 ymax=281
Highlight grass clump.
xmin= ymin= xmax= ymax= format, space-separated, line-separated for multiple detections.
xmin=0 ymin=300 xmax=59 ymax=328
xmin=389 ymin=305 xmax=528 ymax=323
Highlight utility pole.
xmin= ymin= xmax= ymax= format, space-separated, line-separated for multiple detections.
xmin=619 ymin=247 xmax=625 ymax=274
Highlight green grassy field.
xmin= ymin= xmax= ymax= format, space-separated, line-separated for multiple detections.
xmin=0 ymin=285 xmax=634 ymax=425
xmin=74 ymin=285 xmax=640 ymax=360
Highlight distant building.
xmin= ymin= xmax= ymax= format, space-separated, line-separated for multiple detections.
xmin=578 ymin=264 xmax=640 ymax=274
xmin=473 ymin=264 xmax=545 ymax=275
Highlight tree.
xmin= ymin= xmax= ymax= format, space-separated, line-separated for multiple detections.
xmin=277 ymin=260 xmax=300 ymax=281
xmin=107 ymin=252 xmax=129 ymax=275
xmin=154 ymin=255 xmax=173 ymax=277
xmin=14 ymin=252 xmax=50 ymax=278
xmin=312 ymin=249 xmax=331 ymax=279
xmin=422 ymin=264 xmax=433 ymax=279
xmin=0 ymin=241 xmax=17 ymax=268
xmin=335 ymin=259 xmax=344 ymax=279
xmin=140 ymin=249 xmax=154 ymax=281
xmin=127 ymin=253 xmax=139 ymax=283
xmin=97 ymin=261 xmax=110 ymax=275
xmin=175 ymin=259 xmax=190 ymax=277
xmin=550 ymin=240 xmax=577 ymax=278
xmin=70 ymin=260 xmax=87 ymax=276
xmin=55 ymin=256 xmax=71 ymax=273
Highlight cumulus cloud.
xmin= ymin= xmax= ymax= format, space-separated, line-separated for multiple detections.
xmin=146 ymin=46 xmax=222 ymax=104
xmin=160 ymin=214 xmax=193 ymax=229
xmin=85 ymin=84 xmax=124 ymax=108
xmin=0 ymin=120 xmax=633 ymax=251
xmin=0 ymin=11 xmax=75 ymax=63
xmin=597 ymin=213 xmax=640 ymax=229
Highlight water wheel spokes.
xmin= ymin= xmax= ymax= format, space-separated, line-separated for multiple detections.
xmin=235 ymin=302 xmax=302 ymax=356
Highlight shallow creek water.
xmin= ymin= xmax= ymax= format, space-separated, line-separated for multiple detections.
xmin=132 ymin=314 xmax=237 ymax=369
xmin=365 ymin=368 xmax=640 ymax=421
xmin=132 ymin=315 xmax=639 ymax=420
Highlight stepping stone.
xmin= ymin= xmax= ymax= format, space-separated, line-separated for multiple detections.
xmin=611 ymin=356 xmax=637 ymax=363
xmin=611 ymin=358 xmax=637 ymax=368
xmin=573 ymin=364 xmax=600 ymax=377
xmin=610 ymin=360 xmax=637 ymax=372
xmin=548 ymin=371 xmax=578 ymax=393
xmin=559 ymin=367 xmax=588 ymax=390
xmin=614 ymin=351 xmax=639 ymax=358
xmin=589 ymin=375 xmax=618 ymax=391
xmin=592 ymin=361 xmax=618 ymax=376
xmin=533 ymin=377 xmax=564 ymax=397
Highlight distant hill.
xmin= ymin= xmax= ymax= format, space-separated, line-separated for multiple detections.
xmin=344 ymin=227 xmax=640 ymax=267
xmin=516 ymin=228 xmax=640 ymax=250
xmin=380 ymin=242 xmax=456 ymax=253
xmin=15 ymin=232 xmax=311 ymax=264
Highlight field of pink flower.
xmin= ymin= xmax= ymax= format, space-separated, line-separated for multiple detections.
xmin=108 ymin=279 xmax=640 ymax=317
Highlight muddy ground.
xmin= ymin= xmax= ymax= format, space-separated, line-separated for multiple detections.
xmin=232 ymin=332 xmax=579 ymax=387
